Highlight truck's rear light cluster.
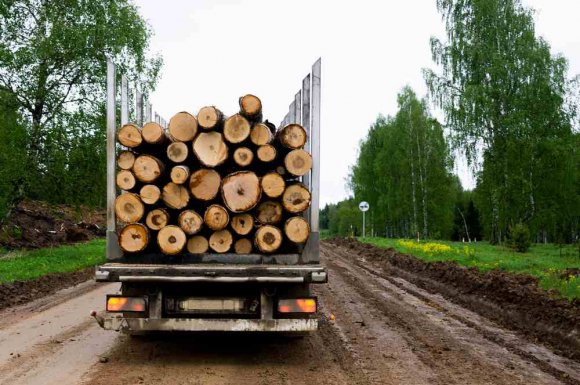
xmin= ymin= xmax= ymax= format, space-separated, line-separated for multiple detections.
xmin=106 ymin=296 xmax=147 ymax=312
xmin=277 ymin=298 xmax=317 ymax=314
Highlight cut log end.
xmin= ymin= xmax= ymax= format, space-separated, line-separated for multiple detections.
xmin=221 ymin=171 xmax=261 ymax=213
xmin=157 ymin=225 xmax=187 ymax=255
xmin=189 ymin=169 xmax=221 ymax=201
xmin=178 ymin=210 xmax=203 ymax=235
xmin=170 ymin=165 xmax=190 ymax=185
xmin=117 ymin=124 xmax=142 ymax=148
xmin=234 ymin=238 xmax=253 ymax=254
xmin=279 ymin=124 xmax=307 ymax=149
xmin=256 ymin=145 xmax=277 ymax=163
xmin=162 ymin=182 xmax=190 ymax=209
xmin=285 ymin=216 xmax=310 ymax=244
xmin=209 ymin=230 xmax=233 ymax=253
xmin=119 ymin=223 xmax=149 ymax=253
xmin=117 ymin=151 xmax=136 ymax=170
xmin=223 ymin=114 xmax=251 ymax=144
xmin=115 ymin=193 xmax=145 ymax=223
xmin=168 ymin=111 xmax=198 ymax=142
xmin=133 ymin=155 xmax=164 ymax=183
xmin=256 ymin=201 xmax=283 ymax=225
xmin=167 ymin=142 xmax=189 ymax=163
xmin=239 ymin=94 xmax=262 ymax=117
xmin=284 ymin=149 xmax=313 ymax=177
xmin=193 ymin=132 xmax=229 ymax=167
xmin=250 ymin=123 xmax=273 ymax=146
xmin=187 ymin=235 xmax=209 ymax=254
xmin=282 ymin=184 xmax=312 ymax=213
xmin=146 ymin=208 xmax=170 ymax=231
xmin=231 ymin=214 xmax=254 ymax=236
xmin=261 ymin=172 xmax=285 ymax=198
xmin=142 ymin=122 xmax=166 ymax=144
xmin=197 ymin=106 xmax=223 ymax=130
xmin=204 ymin=204 xmax=230 ymax=231
xmin=140 ymin=184 xmax=161 ymax=205
xmin=255 ymin=225 xmax=282 ymax=253
xmin=116 ymin=170 xmax=136 ymax=191
xmin=233 ymin=147 xmax=254 ymax=167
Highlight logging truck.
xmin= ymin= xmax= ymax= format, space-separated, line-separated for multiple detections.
xmin=92 ymin=59 xmax=326 ymax=333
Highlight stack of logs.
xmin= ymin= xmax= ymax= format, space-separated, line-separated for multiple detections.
xmin=115 ymin=94 xmax=312 ymax=255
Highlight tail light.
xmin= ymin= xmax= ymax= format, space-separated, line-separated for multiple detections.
xmin=277 ymin=298 xmax=317 ymax=314
xmin=106 ymin=295 xmax=147 ymax=313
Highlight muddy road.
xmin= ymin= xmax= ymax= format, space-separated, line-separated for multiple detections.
xmin=0 ymin=242 xmax=579 ymax=385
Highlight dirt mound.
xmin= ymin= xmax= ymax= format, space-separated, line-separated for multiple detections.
xmin=0 ymin=200 xmax=105 ymax=249
xmin=327 ymin=238 xmax=580 ymax=359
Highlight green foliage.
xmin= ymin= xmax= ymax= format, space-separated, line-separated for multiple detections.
xmin=323 ymin=199 xmax=361 ymax=237
xmin=508 ymin=223 xmax=531 ymax=253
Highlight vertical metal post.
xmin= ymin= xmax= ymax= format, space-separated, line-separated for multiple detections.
xmin=301 ymin=74 xmax=311 ymax=192
xmin=289 ymin=101 xmax=296 ymax=124
xmin=106 ymin=60 xmax=121 ymax=260
xmin=363 ymin=211 xmax=366 ymax=238
xmin=148 ymin=103 xmax=153 ymax=124
xmin=294 ymin=91 xmax=301 ymax=126
xmin=136 ymin=89 xmax=143 ymax=126
xmin=310 ymin=58 xmax=321 ymax=233
xmin=121 ymin=76 xmax=129 ymax=125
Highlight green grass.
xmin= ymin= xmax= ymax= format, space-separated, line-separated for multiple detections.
xmin=359 ymin=237 xmax=580 ymax=301
xmin=0 ymin=239 xmax=106 ymax=284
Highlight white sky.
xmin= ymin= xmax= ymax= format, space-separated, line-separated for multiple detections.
xmin=134 ymin=0 xmax=580 ymax=206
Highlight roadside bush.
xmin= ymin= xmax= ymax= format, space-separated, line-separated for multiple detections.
xmin=508 ymin=223 xmax=531 ymax=253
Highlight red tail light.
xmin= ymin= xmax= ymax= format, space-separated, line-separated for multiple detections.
xmin=106 ymin=296 xmax=147 ymax=312
xmin=277 ymin=298 xmax=317 ymax=314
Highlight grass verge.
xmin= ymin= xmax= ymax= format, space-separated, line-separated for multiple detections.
xmin=359 ymin=237 xmax=580 ymax=301
xmin=0 ymin=239 xmax=105 ymax=284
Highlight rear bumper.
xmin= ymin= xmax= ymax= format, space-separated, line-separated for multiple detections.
xmin=102 ymin=316 xmax=318 ymax=332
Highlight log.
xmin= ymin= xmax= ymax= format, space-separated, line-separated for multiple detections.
xmin=140 ymin=184 xmax=161 ymax=205
xmin=167 ymin=142 xmax=189 ymax=163
xmin=178 ymin=210 xmax=203 ymax=235
xmin=141 ymin=122 xmax=167 ymax=145
xmin=197 ymin=106 xmax=224 ymax=130
xmin=284 ymin=216 xmax=310 ymax=244
xmin=233 ymin=147 xmax=254 ymax=167
xmin=223 ymin=114 xmax=251 ymax=144
xmin=204 ymin=204 xmax=230 ymax=231
xmin=256 ymin=145 xmax=276 ymax=163
xmin=250 ymin=123 xmax=273 ymax=146
xmin=119 ymin=223 xmax=149 ymax=253
xmin=115 ymin=193 xmax=145 ymax=223
xmin=133 ymin=155 xmax=164 ymax=183
xmin=117 ymin=151 xmax=135 ymax=170
xmin=117 ymin=123 xmax=142 ymax=148
xmin=162 ymin=182 xmax=190 ymax=209
xmin=209 ymin=229 xmax=233 ymax=253
xmin=239 ymin=94 xmax=262 ymax=121
xmin=284 ymin=149 xmax=313 ymax=177
xmin=255 ymin=225 xmax=282 ymax=253
xmin=157 ymin=225 xmax=187 ymax=255
xmin=187 ymin=235 xmax=209 ymax=254
xmin=189 ymin=169 xmax=221 ymax=201
xmin=278 ymin=124 xmax=307 ymax=149
xmin=193 ymin=132 xmax=229 ymax=167
xmin=145 ymin=208 xmax=170 ymax=231
xmin=282 ymin=183 xmax=311 ymax=213
xmin=231 ymin=213 xmax=254 ymax=236
xmin=168 ymin=111 xmax=198 ymax=142
xmin=170 ymin=165 xmax=190 ymax=185
xmin=261 ymin=172 xmax=285 ymax=198
xmin=234 ymin=238 xmax=252 ymax=254
xmin=221 ymin=171 xmax=261 ymax=213
xmin=116 ymin=170 xmax=136 ymax=191
xmin=256 ymin=201 xmax=283 ymax=225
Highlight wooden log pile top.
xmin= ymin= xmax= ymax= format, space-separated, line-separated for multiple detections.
xmin=115 ymin=94 xmax=311 ymax=255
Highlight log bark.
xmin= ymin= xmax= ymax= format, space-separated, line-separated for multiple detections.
xmin=162 ymin=182 xmax=190 ymax=209
xmin=284 ymin=216 xmax=310 ymax=244
xmin=140 ymin=184 xmax=161 ymax=205
xmin=193 ymin=132 xmax=229 ymax=167
xmin=233 ymin=147 xmax=253 ymax=167
xmin=145 ymin=208 xmax=169 ymax=230
xmin=239 ymin=94 xmax=262 ymax=122
xmin=223 ymin=114 xmax=251 ymax=144
xmin=256 ymin=201 xmax=283 ymax=225
xmin=157 ymin=225 xmax=187 ymax=255
xmin=168 ymin=111 xmax=198 ymax=142
xmin=278 ymin=124 xmax=307 ymax=149
xmin=282 ymin=183 xmax=311 ymax=213
xmin=261 ymin=172 xmax=285 ymax=198
xmin=116 ymin=170 xmax=136 ymax=191
xmin=119 ymin=223 xmax=149 ymax=253
xmin=234 ymin=238 xmax=252 ymax=254
xmin=141 ymin=122 xmax=167 ymax=145
xmin=117 ymin=151 xmax=135 ymax=170
xmin=284 ymin=149 xmax=312 ymax=177
xmin=221 ymin=171 xmax=261 ymax=213
xmin=133 ymin=155 xmax=164 ymax=183
xmin=255 ymin=225 xmax=282 ymax=253
xmin=189 ymin=169 xmax=221 ymax=201
xmin=167 ymin=142 xmax=189 ymax=163
xmin=204 ymin=204 xmax=230 ymax=231
xmin=115 ymin=193 xmax=145 ymax=223
xmin=170 ymin=165 xmax=190 ymax=185
xmin=178 ymin=210 xmax=203 ymax=235
xmin=250 ymin=123 xmax=273 ymax=146
xmin=231 ymin=213 xmax=254 ymax=236
xmin=209 ymin=229 xmax=233 ymax=253
xmin=197 ymin=106 xmax=224 ymax=130
xmin=187 ymin=235 xmax=209 ymax=254
xmin=256 ymin=145 xmax=276 ymax=163
xmin=117 ymin=124 xmax=142 ymax=148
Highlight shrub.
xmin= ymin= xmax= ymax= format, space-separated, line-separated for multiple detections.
xmin=508 ymin=223 xmax=531 ymax=253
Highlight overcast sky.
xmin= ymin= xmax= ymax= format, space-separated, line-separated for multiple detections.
xmin=134 ymin=0 xmax=580 ymax=206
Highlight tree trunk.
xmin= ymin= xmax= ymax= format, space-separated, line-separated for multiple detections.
xmin=193 ymin=132 xmax=229 ymax=167
xmin=197 ymin=106 xmax=224 ymax=130
xmin=167 ymin=142 xmax=189 ymax=163
xmin=231 ymin=213 xmax=254 ymax=235
xmin=256 ymin=201 xmax=283 ymax=224
xmin=234 ymin=238 xmax=253 ymax=254
xmin=187 ymin=235 xmax=209 ymax=254
xmin=277 ymin=124 xmax=307 ymax=149
xmin=117 ymin=124 xmax=142 ymax=148
xmin=162 ymin=182 xmax=190 ymax=209
xmin=282 ymin=183 xmax=311 ymax=213
xmin=133 ymin=155 xmax=164 ymax=183
xmin=209 ymin=230 xmax=233 ymax=253
xmin=250 ymin=123 xmax=273 ymax=146
xmin=284 ymin=216 xmax=310 ymax=244
xmin=233 ymin=147 xmax=254 ymax=167
xmin=239 ymin=94 xmax=262 ymax=122
xmin=119 ymin=223 xmax=149 ymax=253
xmin=261 ymin=172 xmax=285 ymax=198
xmin=284 ymin=149 xmax=312 ymax=177
xmin=140 ymin=184 xmax=161 ymax=205
xmin=255 ymin=225 xmax=282 ymax=253
xmin=142 ymin=122 xmax=168 ymax=145
xmin=204 ymin=204 xmax=230 ymax=231
xmin=168 ymin=111 xmax=198 ymax=142
xmin=223 ymin=114 xmax=251 ymax=143
xmin=157 ymin=225 xmax=187 ymax=255
xmin=146 ymin=208 xmax=170 ymax=230
xmin=115 ymin=193 xmax=145 ymax=223
xmin=189 ymin=169 xmax=221 ymax=201
xmin=116 ymin=170 xmax=136 ymax=191
xmin=178 ymin=209 xmax=203 ymax=235
xmin=170 ymin=165 xmax=190 ymax=184
xmin=221 ymin=171 xmax=261 ymax=213
xmin=257 ymin=145 xmax=277 ymax=163
xmin=117 ymin=151 xmax=135 ymax=170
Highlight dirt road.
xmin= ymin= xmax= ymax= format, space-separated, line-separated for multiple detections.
xmin=0 ymin=242 xmax=579 ymax=385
